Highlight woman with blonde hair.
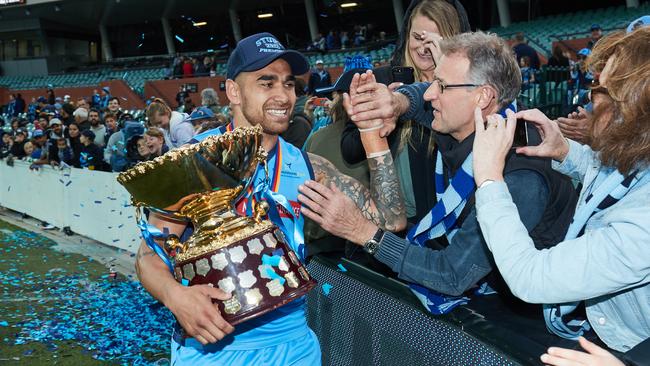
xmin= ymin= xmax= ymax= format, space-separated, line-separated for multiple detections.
xmin=473 ymin=27 xmax=650 ymax=364
xmin=341 ymin=0 xmax=469 ymax=224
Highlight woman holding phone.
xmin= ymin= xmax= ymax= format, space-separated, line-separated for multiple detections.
xmin=340 ymin=0 xmax=470 ymax=226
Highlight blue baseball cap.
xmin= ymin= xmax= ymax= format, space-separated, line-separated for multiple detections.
xmin=316 ymin=55 xmax=372 ymax=94
xmin=32 ymin=129 xmax=44 ymax=138
xmin=627 ymin=15 xmax=650 ymax=33
xmin=226 ymin=32 xmax=309 ymax=80
xmin=590 ymin=23 xmax=602 ymax=31
xmin=37 ymin=96 xmax=47 ymax=103
xmin=188 ymin=106 xmax=215 ymax=121
xmin=578 ymin=48 xmax=591 ymax=57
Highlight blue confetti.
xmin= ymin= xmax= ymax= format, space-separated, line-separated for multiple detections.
xmin=322 ymin=283 xmax=333 ymax=295
xmin=175 ymin=35 xmax=184 ymax=43
xmin=261 ymin=254 xmax=281 ymax=267
xmin=337 ymin=263 xmax=347 ymax=272
xmin=94 ymin=200 xmax=102 ymax=204
xmin=65 ymin=181 xmax=71 ymax=186
xmin=73 ymin=214 xmax=80 ymax=217
xmin=264 ymin=268 xmax=286 ymax=285
xmin=0 ymin=228 xmax=174 ymax=364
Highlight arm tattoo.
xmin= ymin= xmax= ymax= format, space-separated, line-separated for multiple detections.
xmin=136 ymin=244 xmax=156 ymax=262
xmin=308 ymin=152 xmax=406 ymax=231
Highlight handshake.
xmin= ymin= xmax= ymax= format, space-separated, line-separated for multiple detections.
xmin=341 ymin=70 xmax=411 ymax=138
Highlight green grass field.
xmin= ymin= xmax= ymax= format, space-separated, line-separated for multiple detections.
xmin=0 ymin=219 xmax=170 ymax=365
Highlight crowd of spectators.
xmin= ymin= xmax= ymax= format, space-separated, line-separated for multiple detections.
xmin=0 ymin=86 xmax=230 ymax=173
xmin=307 ymin=23 xmax=387 ymax=52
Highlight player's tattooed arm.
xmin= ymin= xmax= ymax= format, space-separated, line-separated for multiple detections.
xmin=307 ymin=152 xmax=406 ymax=232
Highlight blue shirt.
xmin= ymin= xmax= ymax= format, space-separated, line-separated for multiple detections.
xmin=475 ymin=140 xmax=650 ymax=352
xmin=189 ymin=124 xmax=315 ymax=350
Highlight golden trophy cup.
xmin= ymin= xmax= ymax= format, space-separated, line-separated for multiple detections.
xmin=117 ymin=126 xmax=316 ymax=325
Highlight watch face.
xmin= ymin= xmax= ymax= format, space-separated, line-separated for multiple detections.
xmin=364 ymin=240 xmax=379 ymax=255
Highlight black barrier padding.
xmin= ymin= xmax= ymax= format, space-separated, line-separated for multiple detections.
xmin=306 ymin=256 xmax=541 ymax=366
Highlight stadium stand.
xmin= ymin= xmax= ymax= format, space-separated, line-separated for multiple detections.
xmin=490 ymin=3 xmax=650 ymax=55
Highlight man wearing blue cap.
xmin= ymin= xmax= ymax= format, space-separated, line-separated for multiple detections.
xmin=135 ymin=32 xmax=406 ymax=365
xmin=587 ymin=24 xmax=603 ymax=49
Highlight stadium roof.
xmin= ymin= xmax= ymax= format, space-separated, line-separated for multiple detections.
xmin=0 ymin=0 xmax=306 ymax=29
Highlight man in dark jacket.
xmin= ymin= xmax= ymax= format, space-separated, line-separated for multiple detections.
xmin=308 ymin=60 xmax=331 ymax=96
xmin=512 ymin=32 xmax=540 ymax=70
xmin=299 ymin=32 xmax=577 ymax=301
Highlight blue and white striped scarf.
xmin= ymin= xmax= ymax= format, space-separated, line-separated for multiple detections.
xmin=543 ymin=168 xmax=641 ymax=340
xmin=406 ymin=150 xmax=476 ymax=314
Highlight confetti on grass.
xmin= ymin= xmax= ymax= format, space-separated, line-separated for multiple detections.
xmin=322 ymin=283 xmax=333 ymax=296
xmin=0 ymin=228 xmax=174 ymax=365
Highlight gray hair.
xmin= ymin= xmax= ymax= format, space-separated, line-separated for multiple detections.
xmin=201 ymin=88 xmax=219 ymax=106
xmin=439 ymin=31 xmax=521 ymax=109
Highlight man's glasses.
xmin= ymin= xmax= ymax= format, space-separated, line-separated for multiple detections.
xmin=431 ymin=77 xmax=481 ymax=94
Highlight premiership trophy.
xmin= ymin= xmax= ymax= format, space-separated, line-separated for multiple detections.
xmin=117 ymin=126 xmax=316 ymax=325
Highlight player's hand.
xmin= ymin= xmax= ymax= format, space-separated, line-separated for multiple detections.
xmin=166 ymin=283 xmax=235 ymax=345
xmin=557 ymin=106 xmax=591 ymax=144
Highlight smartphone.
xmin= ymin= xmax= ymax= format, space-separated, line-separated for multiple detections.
xmin=391 ymin=66 xmax=415 ymax=84
xmin=512 ymin=118 xmax=529 ymax=148
xmin=312 ymin=97 xmax=329 ymax=107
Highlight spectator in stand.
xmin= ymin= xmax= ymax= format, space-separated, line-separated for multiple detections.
xmin=340 ymin=31 xmax=350 ymax=49
xmin=91 ymin=89 xmax=101 ymax=108
xmin=547 ymin=45 xmax=570 ymax=67
xmin=104 ymin=112 xmax=119 ymax=145
xmin=46 ymin=88 xmax=56 ymax=105
xmin=195 ymin=56 xmax=208 ymax=76
xmin=519 ymin=56 xmax=536 ymax=90
xmin=144 ymin=128 xmax=168 ymax=158
xmin=175 ymin=86 xmax=188 ymax=109
xmin=0 ymin=132 xmax=13 ymax=158
xmin=106 ymin=97 xmax=123 ymax=121
xmin=60 ymin=103 xmax=75 ymax=126
xmin=587 ymin=23 xmax=603 ymax=49
xmin=46 ymin=118 xmax=65 ymax=140
xmin=124 ymin=135 xmax=150 ymax=169
xmin=200 ymin=88 xmax=220 ymax=114
xmin=13 ymin=93 xmax=25 ymax=115
xmin=7 ymin=94 xmax=17 ymax=117
xmin=512 ymin=32 xmax=540 ymax=70
xmin=10 ymin=129 xmax=27 ymax=158
xmin=569 ymin=48 xmax=594 ymax=106
xmin=88 ymin=109 xmax=107 ymax=147
xmin=105 ymin=121 xmax=144 ymax=172
xmin=308 ymin=60 xmax=332 ymax=96
xmin=472 ymin=27 xmax=650 ymax=358
xmin=79 ymin=130 xmax=107 ymax=171
xmin=100 ymin=87 xmax=112 ymax=109
xmin=26 ymin=97 xmax=37 ymax=122
xmin=187 ymin=106 xmax=215 ymax=133
xmin=76 ymin=97 xmax=90 ymax=111
xmin=10 ymin=119 xmax=20 ymax=134
xmin=326 ymin=30 xmax=340 ymax=50
xmin=23 ymin=141 xmax=35 ymax=160
xmin=182 ymin=57 xmax=194 ymax=78
xmin=146 ymin=98 xmax=192 ymax=148
xmin=29 ymin=129 xmax=50 ymax=166
xmin=49 ymin=137 xmax=75 ymax=167
xmin=35 ymin=116 xmax=48 ymax=131
xmin=183 ymin=95 xmax=196 ymax=113
xmin=308 ymin=33 xmax=326 ymax=52
xmin=63 ymin=94 xmax=71 ymax=104
xmin=341 ymin=0 xmax=470 ymax=231
xmin=74 ymin=108 xmax=90 ymax=131
xmin=65 ymin=122 xmax=83 ymax=168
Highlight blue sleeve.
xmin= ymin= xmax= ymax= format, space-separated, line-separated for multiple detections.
xmin=374 ymin=169 xmax=549 ymax=296
xmin=396 ymin=82 xmax=434 ymax=128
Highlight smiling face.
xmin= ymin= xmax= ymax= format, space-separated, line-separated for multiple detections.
xmin=136 ymin=138 xmax=149 ymax=157
xmin=229 ymin=58 xmax=297 ymax=136
xmin=407 ymin=14 xmax=441 ymax=76
xmin=145 ymin=134 xmax=163 ymax=155
xmin=108 ymin=98 xmax=120 ymax=112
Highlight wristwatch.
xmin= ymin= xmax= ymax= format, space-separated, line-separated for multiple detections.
xmin=363 ymin=228 xmax=384 ymax=255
